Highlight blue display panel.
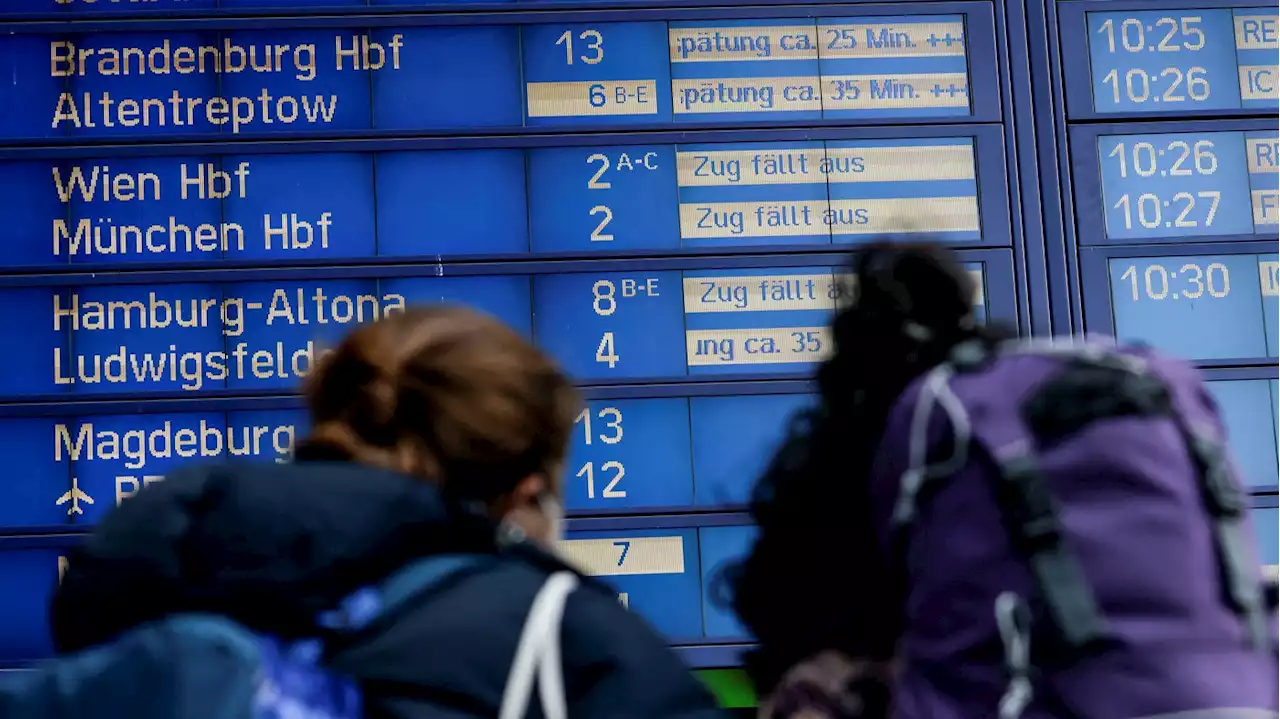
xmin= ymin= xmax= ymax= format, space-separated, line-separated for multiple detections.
xmin=1251 ymin=508 xmax=1277 ymax=569
xmin=0 ymin=10 xmax=999 ymax=140
xmin=1093 ymin=251 xmax=1277 ymax=363
xmin=1206 ymin=378 xmax=1278 ymax=490
xmin=0 ymin=409 xmax=303 ymax=529
xmin=1067 ymin=5 xmax=1278 ymax=117
xmin=0 ymin=549 xmax=61 ymax=665
xmin=0 ymin=389 xmax=809 ymax=525
xmin=0 ymin=0 xmax=972 ymax=13
xmin=0 ymin=260 xmax=1008 ymax=397
xmin=0 ymin=131 xmax=1011 ymax=268
xmin=565 ymin=394 xmax=815 ymax=515
xmin=1092 ymin=129 xmax=1277 ymax=241
xmin=559 ymin=524 xmax=754 ymax=642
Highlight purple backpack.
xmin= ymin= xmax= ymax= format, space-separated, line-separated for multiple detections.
xmin=869 ymin=339 xmax=1278 ymax=719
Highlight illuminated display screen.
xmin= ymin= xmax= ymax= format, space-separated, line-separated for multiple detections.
xmin=0 ymin=265 xmax=994 ymax=397
xmin=0 ymin=550 xmax=61 ymax=664
xmin=559 ymin=524 xmax=755 ymax=640
xmin=1097 ymin=130 xmax=1278 ymax=240
xmin=1106 ymin=253 xmax=1278 ymax=361
xmin=0 ymin=136 xmax=1002 ymax=268
xmin=1085 ymin=7 xmax=1278 ymax=114
xmin=1253 ymin=508 xmax=1279 ymax=569
xmin=1206 ymin=379 xmax=1278 ymax=489
xmin=0 ymin=394 xmax=814 ymax=528
xmin=0 ymin=17 xmax=981 ymax=140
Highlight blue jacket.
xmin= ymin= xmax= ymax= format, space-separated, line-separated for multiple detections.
xmin=51 ymin=460 xmax=727 ymax=719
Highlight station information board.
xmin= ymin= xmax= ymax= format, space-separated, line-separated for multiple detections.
xmin=1061 ymin=0 xmax=1279 ymax=594
xmin=0 ymin=0 xmax=1272 ymax=677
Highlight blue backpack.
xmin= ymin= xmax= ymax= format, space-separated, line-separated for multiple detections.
xmin=0 ymin=556 xmax=580 ymax=719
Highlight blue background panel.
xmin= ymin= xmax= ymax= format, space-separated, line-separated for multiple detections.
xmin=1206 ymin=379 xmax=1278 ymax=490
xmin=1061 ymin=2 xmax=1279 ymax=121
xmin=0 ymin=550 xmax=61 ymax=666
xmin=699 ymin=525 xmax=756 ymax=639
xmin=0 ymin=127 xmax=1012 ymax=271
xmin=1069 ymin=121 xmax=1279 ymax=247
xmin=691 ymin=393 xmax=815 ymax=507
xmin=0 ymin=6 xmax=1002 ymax=140
xmin=564 ymin=398 xmax=694 ymax=513
xmin=1252 ymin=508 xmax=1277 ymax=568
xmin=565 ymin=527 xmax=702 ymax=639
xmin=0 ymin=409 xmax=305 ymax=530
xmin=1080 ymin=243 xmax=1277 ymax=368
xmin=0 ymin=250 xmax=1018 ymax=400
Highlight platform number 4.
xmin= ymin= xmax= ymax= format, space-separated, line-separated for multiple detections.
xmin=596 ymin=332 xmax=619 ymax=368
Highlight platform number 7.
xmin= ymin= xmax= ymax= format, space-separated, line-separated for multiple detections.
xmin=613 ymin=540 xmax=630 ymax=567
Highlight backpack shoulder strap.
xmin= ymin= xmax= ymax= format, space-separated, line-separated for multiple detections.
xmin=320 ymin=554 xmax=496 ymax=633
xmin=499 ymin=571 xmax=580 ymax=719
xmin=1158 ymin=387 xmax=1270 ymax=652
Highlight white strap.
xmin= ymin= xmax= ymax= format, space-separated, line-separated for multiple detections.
xmin=499 ymin=571 xmax=579 ymax=719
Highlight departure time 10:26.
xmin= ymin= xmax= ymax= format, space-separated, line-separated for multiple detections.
xmin=1107 ymin=139 xmax=1221 ymax=231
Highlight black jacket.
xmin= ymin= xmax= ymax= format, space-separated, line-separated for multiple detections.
xmin=51 ymin=461 xmax=727 ymax=719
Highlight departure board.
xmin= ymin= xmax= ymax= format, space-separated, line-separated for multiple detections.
xmin=2 ymin=0 xmax=1273 ymax=681
xmin=0 ymin=133 xmax=1009 ymax=268
xmin=1063 ymin=0 xmax=1277 ymax=646
xmin=1095 ymin=129 xmax=1277 ymax=241
xmin=0 ymin=12 xmax=1002 ymax=141
xmin=1068 ymin=5 xmax=1278 ymax=117
xmin=1206 ymin=378 xmax=1279 ymax=489
xmin=1095 ymin=250 xmax=1276 ymax=361
xmin=0 ymin=0 xmax=1016 ymax=672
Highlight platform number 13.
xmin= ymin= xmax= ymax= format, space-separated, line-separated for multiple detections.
xmin=557 ymin=29 xmax=603 ymax=64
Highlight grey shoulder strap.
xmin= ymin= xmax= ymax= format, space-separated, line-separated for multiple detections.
xmin=499 ymin=571 xmax=579 ymax=719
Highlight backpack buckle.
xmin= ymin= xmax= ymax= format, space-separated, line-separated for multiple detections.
xmin=997 ymin=453 xmax=1063 ymax=552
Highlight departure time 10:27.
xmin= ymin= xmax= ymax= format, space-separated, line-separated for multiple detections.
xmin=1107 ymin=139 xmax=1222 ymax=231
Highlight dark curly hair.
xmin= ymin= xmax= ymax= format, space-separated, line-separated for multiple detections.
xmin=725 ymin=242 xmax=1017 ymax=694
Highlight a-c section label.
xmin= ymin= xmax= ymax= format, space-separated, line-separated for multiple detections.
xmin=1092 ymin=129 xmax=1277 ymax=241
xmin=0 ymin=264 xmax=996 ymax=396
xmin=0 ymin=135 xmax=1000 ymax=268
xmin=1083 ymin=6 xmax=1278 ymax=115
xmin=0 ymin=394 xmax=813 ymax=529
xmin=1100 ymin=252 xmax=1278 ymax=362
xmin=0 ymin=13 xmax=984 ymax=140
xmin=1205 ymin=378 xmax=1278 ymax=490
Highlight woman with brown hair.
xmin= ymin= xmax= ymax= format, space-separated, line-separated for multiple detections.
xmin=48 ymin=306 xmax=724 ymax=718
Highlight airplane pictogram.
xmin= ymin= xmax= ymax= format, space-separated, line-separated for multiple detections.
xmin=56 ymin=477 xmax=95 ymax=516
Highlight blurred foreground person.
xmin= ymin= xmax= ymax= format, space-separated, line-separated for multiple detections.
xmin=2 ymin=307 xmax=724 ymax=719
xmin=729 ymin=243 xmax=1278 ymax=719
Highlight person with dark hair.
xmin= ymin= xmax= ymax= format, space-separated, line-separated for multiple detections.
xmin=43 ymin=306 xmax=725 ymax=718
xmin=729 ymin=243 xmax=1277 ymax=718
